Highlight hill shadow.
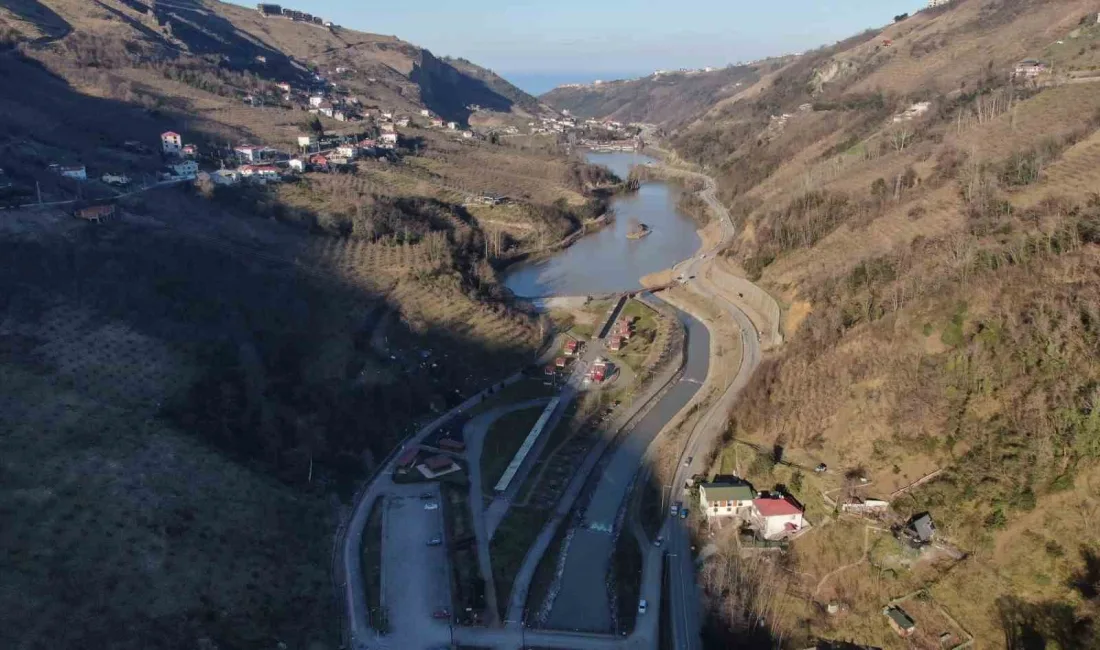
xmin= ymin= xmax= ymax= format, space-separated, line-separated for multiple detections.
xmin=411 ymin=57 xmax=517 ymax=124
xmin=1 ymin=0 xmax=71 ymax=42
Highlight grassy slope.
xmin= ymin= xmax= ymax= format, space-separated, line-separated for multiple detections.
xmin=664 ymin=0 xmax=1100 ymax=647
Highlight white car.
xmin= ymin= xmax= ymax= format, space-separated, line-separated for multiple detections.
xmin=424 ymin=502 xmax=439 ymax=511
xmin=638 ymin=599 xmax=648 ymax=614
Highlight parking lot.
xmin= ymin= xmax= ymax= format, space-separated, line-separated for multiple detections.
xmin=382 ymin=484 xmax=452 ymax=642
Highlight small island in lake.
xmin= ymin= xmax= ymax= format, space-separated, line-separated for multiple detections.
xmin=626 ymin=218 xmax=652 ymax=240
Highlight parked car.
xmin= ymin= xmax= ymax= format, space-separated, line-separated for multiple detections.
xmin=427 ymin=536 xmax=442 ymax=546
xmin=683 ymin=456 xmax=693 ymax=467
xmin=420 ymin=492 xmax=434 ymax=499
xmin=814 ymin=463 xmax=828 ymax=473
xmin=679 ymin=508 xmax=689 ymax=519
xmin=670 ymin=501 xmax=681 ymax=517
xmin=424 ymin=502 xmax=439 ymax=511
xmin=432 ymin=608 xmax=450 ymax=619
xmin=638 ymin=599 xmax=648 ymax=614
xmin=653 ymin=536 xmax=664 ymax=548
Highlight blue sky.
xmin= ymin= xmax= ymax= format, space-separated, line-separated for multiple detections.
xmin=231 ymin=1 xmax=921 ymax=92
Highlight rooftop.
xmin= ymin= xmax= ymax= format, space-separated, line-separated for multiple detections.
xmin=753 ymin=496 xmax=803 ymax=517
xmin=701 ymin=482 xmax=756 ymax=502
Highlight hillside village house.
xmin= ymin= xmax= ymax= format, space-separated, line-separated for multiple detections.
xmin=431 ymin=117 xmax=445 ymax=128
xmin=168 ymin=160 xmax=199 ymax=179
xmin=316 ymin=103 xmax=335 ymax=118
xmin=380 ymin=122 xmax=396 ymax=134
xmin=309 ymin=153 xmax=330 ymax=170
xmin=420 ymin=109 xmax=431 ymax=117
xmin=181 ymin=144 xmax=198 ymax=158
xmin=288 ymin=158 xmax=305 ymax=172
xmin=1014 ymin=59 xmax=1049 ymax=78
xmin=276 ymin=82 xmax=292 ymax=92
xmin=699 ymin=482 xmax=756 ymax=519
xmin=309 ymin=95 xmax=325 ymax=108
xmin=298 ymin=135 xmax=315 ymax=148
xmin=235 ymin=145 xmax=277 ymax=163
xmin=197 ymin=169 xmax=240 ymax=186
xmin=336 ymin=145 xmax=357 ymax=159
xmin=161 ymin=131 xmax=182 ymax=155
xmin=239 ymin=164 xmax=280 ymax=182
xmin=447 ymin=121 xmax=459 ymax=130
xmin=884 ymin=606 xmax=917 ymax=637
xmin=396 ymin=117 xmax=410 ymax=127
xmin=380 ymin=132 xmax=398 ymax=146
xmin=749 ymin=495 xmax=805 ymax=539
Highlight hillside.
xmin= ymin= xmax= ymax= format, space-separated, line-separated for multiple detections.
xmin=540 ymin=65 xmax=763 ymax=127
xmin=0 ymin=2 xmax=614 ymax=649
xmin=659 ymin=0 xmax=1100 ymax=648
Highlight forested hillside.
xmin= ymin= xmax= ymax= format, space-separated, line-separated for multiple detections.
xmin=660 ymin=0 xmax=1100 ymax=647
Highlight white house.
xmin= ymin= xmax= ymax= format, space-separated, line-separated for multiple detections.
xmin=235 ymin=145 xmax=277 ymax=163
xmin=239 ymin=164 xmax=280 ymax=182
xmin=380 ymin=132 xmax=398 ymax=145
xmin=461 ymin=131 xmax=474 ymax=139
xmin=161 ymin=131 xmax=182 ymax=155
xmin=336 ymin=145 xmax=358 ymax=159
xmin=396 ymin=117 xmax=410 ymax=127
xmin=419 ymin=109 xmax=431 ymax=117
xmin=276 ymin=82 xmax=292 ymax=93
xmin=297 ymin=135 xmax=315 ymax=148
xmin=333 ymin=110 xmax=347 ymax=122
xmin=381 ymin=111 xmax=393 ymax=119
xmin=101 ymin=173 xmax=130 ymax=186
xmin=56 ymin=165 xmax=87 ymax=181
xmin=288 ymin=158 xmax=305 ymax=172
xmin=317 ymin=103 xmax=335 ymax=118
xmin=447 ymin=121 xmax=459 ymax=130
xmin=211 ymin=169 xmax=240 ymax=185
xmin=750 ymin=496 xmax=805 ymax=539
xmin=380 ymin=122 xmax=396 ymax=134
xmin=699 ymin=482 xmax=756 ymax=519
xmin=169 ymin=160 xmax=199 ymax=179
xmin=309 ymin=95 xmax=325 ymax=108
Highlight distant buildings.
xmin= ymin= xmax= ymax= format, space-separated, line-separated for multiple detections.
xmin=1014 ymin=59 xmax=1049 ymax=79
xmin=54 ymin=165 xmax=87 ymax=181
xmin=926 ymin=0 xmax=952 ymax=7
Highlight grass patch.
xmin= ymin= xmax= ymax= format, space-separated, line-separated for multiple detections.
xmin=612 ymin=532 xmax=644 ymax=634
xmin=516 ymin=400 xmax=582 ymax=504
xmin=481 ymin=406 xmax=546 ymax=494
xmin=360 ymin=498 xmax=388 ymax=633
xmin=466 ymin=378 xmax=558 ymax=418
xmin=442 ymin=481 xmax=487 ymax=625
xmin=489 ymin=506 xmax=548 ymax=617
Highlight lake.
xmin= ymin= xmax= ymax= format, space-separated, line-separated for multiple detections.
xmin=501 ymin=151 xmax=701 ymax=297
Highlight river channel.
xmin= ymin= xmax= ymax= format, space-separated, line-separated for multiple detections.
xmin=502 ymin=151 xmax=702 ymax=297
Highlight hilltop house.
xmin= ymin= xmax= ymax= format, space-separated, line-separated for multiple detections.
xmin=901 ymin=513 xmax=936 ymax=547
xmin=1014 ymin=59 xmax=1049 ymax=79
xmin=54 ymin=164 xmax=87 ymax=181
xmin=699 ymin=482 xmax=756 ymax=519
xmin=161 ymin=131 xmax=182 ymax=155
xmin=380 ymin=132 xmax=398 ymax=145
xmin=750 ymin=495 xmax=805 ymax=539
xmin=884 ymin=606 xmax=917 ymax=637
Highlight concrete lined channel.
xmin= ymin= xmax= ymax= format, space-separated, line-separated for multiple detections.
xmin=544 ymin=306 xmax=710 ymax=632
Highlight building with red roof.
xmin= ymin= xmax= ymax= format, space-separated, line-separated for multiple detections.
xmin=750 ymin=495 xmax=805 ymax=539
xmin=564 ymin=339 xmax=579 ymax=356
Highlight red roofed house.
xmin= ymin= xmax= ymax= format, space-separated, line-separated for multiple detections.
xmin=161 ymin=131 xmax=182 ymax=154
xmin=424 ymin=454 xmax=457 ymax=473
xmin=309 ymin=154 xmax=330 ymax=170
xmin=438 ymin=438 xmax=466 ymax=453
xmin=564 ymin=340 xmax=579 ymax=356
xmin=395 ymin=448 xmax=419 ymax=469
xmin=239 ymin=164 xmax=280 ymax=182
xmin=181 ymin=144 xmax=198 ymax=158
xmin=750 ymin=495 xmax=805 ymax=539
xmin=544 ymin=364 xmax=556 ymax=376
xmin=554 ymin=357 xmax=567 ymax=368
xmin=608 ymin=337 xmax=623 ymax=351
